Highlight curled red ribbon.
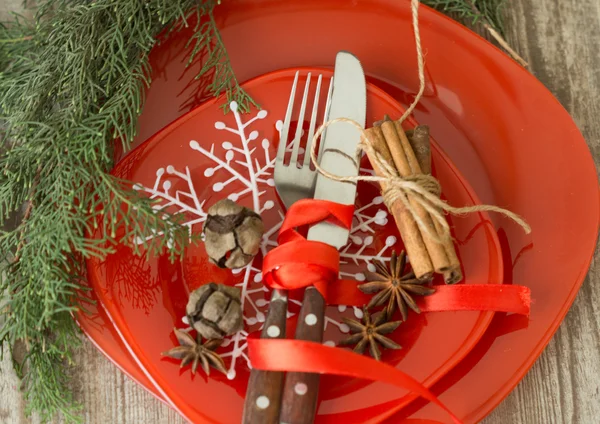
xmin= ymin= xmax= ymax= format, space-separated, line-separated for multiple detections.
xmin=262 ymin=199 xmax=354 ymax=298
xmin=254 ymin=199 xmax=531 ymax=423
xmin=248 ymin=338 xmax=462 ymax=424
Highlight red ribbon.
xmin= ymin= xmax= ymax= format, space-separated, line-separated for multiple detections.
xmin=262 ymin=199 xmax=530 ymax=315
xmin=253 ymin=199 xmax=531 ymax=423
xmin=262 ymin=199 xmax=354 ymax=297
xmin=248 ymin=338 xmax=462 ymax=424
xmin=330 ymin=282 xmax=531 ymax=314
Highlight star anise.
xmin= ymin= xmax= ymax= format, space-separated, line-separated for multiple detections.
xmin=162 ymin=328 xmax=227 ymax=376
xmin=338 ymin=309 xmax=401 ymax=361
xmin=358 ymin=251 xmax=436 ymax=321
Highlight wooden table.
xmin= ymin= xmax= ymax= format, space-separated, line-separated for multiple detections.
xmin=0 ymin=1 xmax=598 ymax=422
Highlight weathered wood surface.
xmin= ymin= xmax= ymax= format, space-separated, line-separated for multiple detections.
xmin=0 ymin=0 xmax=598 ymax=422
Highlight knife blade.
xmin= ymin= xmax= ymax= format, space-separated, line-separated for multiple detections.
xmin=279 ymin=51 xmax=366 ymax=424
xmin=307 ymin=51 xmax=366 ymax=245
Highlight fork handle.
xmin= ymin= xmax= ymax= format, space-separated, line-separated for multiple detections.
xmin=242 ymin=289 xmax=288 ymax=424
xmin=280 ymin=287 xmax=326 ymax=424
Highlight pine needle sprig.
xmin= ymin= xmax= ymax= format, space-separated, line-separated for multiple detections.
xmin=14 ymin=312 xmax=83 ymax=423
xmin=422 ymin=0 xmax=527 ymax=66
xmin=0 ymin=14 xmax=35 ymax=71
xmin=422 ymin=0 xmax=505 ymax=34
xmin=0 ymin=0 xmax=254 ymax=421
xmin=185 ymin=7 xmax=259 ymax=113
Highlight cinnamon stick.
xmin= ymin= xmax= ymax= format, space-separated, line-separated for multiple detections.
xmin=364 ymin=126 xmax=434 ymax=280
xmin=406 ymin=126 xmax=431 ymax=174
xmin=406 ymin=125 xmax=463 ymax=284
xmin=381 ymin=120 xmax=452 ymax=274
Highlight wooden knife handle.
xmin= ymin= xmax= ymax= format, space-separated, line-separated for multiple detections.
xmin=242 ymin=289 xmax=288 ymax=424
xmin=279 ymin=287 xmax=326 ymax=424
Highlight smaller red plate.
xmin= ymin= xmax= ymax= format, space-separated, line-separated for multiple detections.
xmin=86 ymin=69 xmax=502 ymax=423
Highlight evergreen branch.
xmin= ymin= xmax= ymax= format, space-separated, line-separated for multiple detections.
xmin=14 ymin=165 xmax=42 ymax=261
xmin=185 ymin=7 xmax=259 ymax=113
xmin=207 ymin=10 xmax=259 ymax=113
xmin=421 ymin=0 xmax=527 ymax=66
xmin=0 ymin=0 xmax=255 ymax=421
xmin=18 ymin=321 xmax=83 ymax=422
xmin=0 ymin=36 xmax=33 ymax=44
xmin=421 ymin=0 xmax=506 ymax=33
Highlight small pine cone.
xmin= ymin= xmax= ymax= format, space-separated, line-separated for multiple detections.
xmin=186 ymin=283 xmax=243 ymax=339
xmin=203 ymin=199 xmax=264 ymax=269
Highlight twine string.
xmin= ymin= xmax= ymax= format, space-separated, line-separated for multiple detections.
xmin=308 ymin=0 xmax=531 ymax=240
xmin=398 ymin=0 xmax=425 ymax=125
xmin=308 ymin=120 xmax=531 ymax=243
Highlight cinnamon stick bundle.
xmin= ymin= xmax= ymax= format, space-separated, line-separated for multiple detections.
xmin=365 ymin=118 xmax=462 ymax=284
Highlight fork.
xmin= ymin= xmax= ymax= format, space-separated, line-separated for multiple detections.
xmin=242 ymin=70 xmax=332 ymax=424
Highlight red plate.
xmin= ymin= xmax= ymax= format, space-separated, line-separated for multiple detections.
xmin=87 ymin=68 xmax=502 ymax=423
xmin=75 ymin=288 xmax=165 ymax=402
xmin=78 ymin=1 xmax=599 ymax=423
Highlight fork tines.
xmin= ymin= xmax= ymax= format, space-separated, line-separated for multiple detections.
xmin=276 ymin=71 xmax=333 ymax=169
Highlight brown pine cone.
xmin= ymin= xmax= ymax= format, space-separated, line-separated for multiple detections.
xmin=203 ymin=199 xmax=264 ymax=269
xmin=186 ymin=283 xmax=243 ymax=339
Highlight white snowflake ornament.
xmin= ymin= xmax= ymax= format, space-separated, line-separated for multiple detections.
xmin=134 ymin=101 xmax=397 ymax=377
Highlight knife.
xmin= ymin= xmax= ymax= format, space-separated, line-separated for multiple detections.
xmin=279 ymin=51 xmax=366 ymax=424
